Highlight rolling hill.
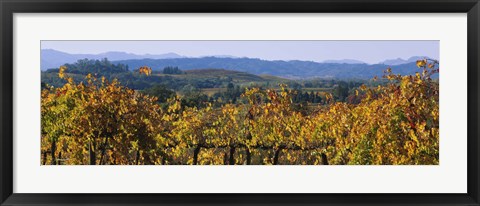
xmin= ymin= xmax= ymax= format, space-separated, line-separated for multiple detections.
xmin=114 ymin=57 xmax=427 ymax=79
xmin=41 ymin=49 xmax=435 ymax=80
xmin=183 ymin=69 xmax=267 ymax=82
xmin=41 ymin=49 xmax=184 ymax=70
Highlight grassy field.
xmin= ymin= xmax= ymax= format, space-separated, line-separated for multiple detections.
xmin=45 ymin=69 xmax=335 ymax=99
xmin=200 ymin=88 xmax=226 ymax=96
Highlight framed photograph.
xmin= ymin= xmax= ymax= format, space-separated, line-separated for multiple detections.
xmin=1 ymin=0 xmax=479 ymax=205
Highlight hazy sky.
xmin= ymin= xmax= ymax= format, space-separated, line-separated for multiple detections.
xmin=41 ymin=40 xmax=439 ymax=64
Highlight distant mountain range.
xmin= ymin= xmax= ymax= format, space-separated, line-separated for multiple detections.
xmin=41 ymin=49 xmax=184 ymax=70
xmin=322 ymin=59 xmax=367 ymax=64
xmin=41 ymin=49 xmax=435 ymax=79
xmin=114 ymin=57 xmax=427 ymax=79
xmin=379 ymin=56 xmax=430 ymax=65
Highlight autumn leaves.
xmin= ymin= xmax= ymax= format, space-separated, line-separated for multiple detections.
xmin=41 ymin=61 xmax=439 ymax=165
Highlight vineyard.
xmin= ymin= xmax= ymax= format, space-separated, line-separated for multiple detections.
xmin=41 ymin=60 xmax=439 ymax=165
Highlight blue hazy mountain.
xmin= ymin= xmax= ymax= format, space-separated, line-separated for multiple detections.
xmin=41 ymin=49 xmax=184 ymax=70
xmin=42 ymin=49 xmax=432 ymax=79
xmin=114 ymin=57 xmax=425 ymax=79
xmin=379 ymin=56 xmax=430 ymax=65
xmin=200 ymin=55 xmax=240 ymax=58
xmin=322 ymin=59 xmax=367 ymax=64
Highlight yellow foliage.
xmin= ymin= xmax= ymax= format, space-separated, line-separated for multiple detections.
xmin=138 ymin=66 xmax=152 ymax=76
xmin=41 ymin=59 xmax=439 ymax=165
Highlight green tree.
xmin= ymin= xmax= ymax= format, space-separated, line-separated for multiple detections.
xmin=142 ymin=84 xmax=176 ymax=103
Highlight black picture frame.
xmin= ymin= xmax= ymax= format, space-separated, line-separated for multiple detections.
xmin=1 ymin=0 xmax=479 ymax=205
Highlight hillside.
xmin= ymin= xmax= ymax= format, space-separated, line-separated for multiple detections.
xmin=114 ymin=57 xmax=426 ymax=79
xmin=41 ymin=49 xmax=435 ymax=80
xmin=41 ymin=59 xmax=287 ymax=91
xmin=41 ymin=49 xmax=183 ymax=70
xmin=183 ymin=69 xmax=268 ymax=82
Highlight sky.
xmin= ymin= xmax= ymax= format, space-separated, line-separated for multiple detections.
xmin=41 ymin=40 xmax=439 ymax=64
